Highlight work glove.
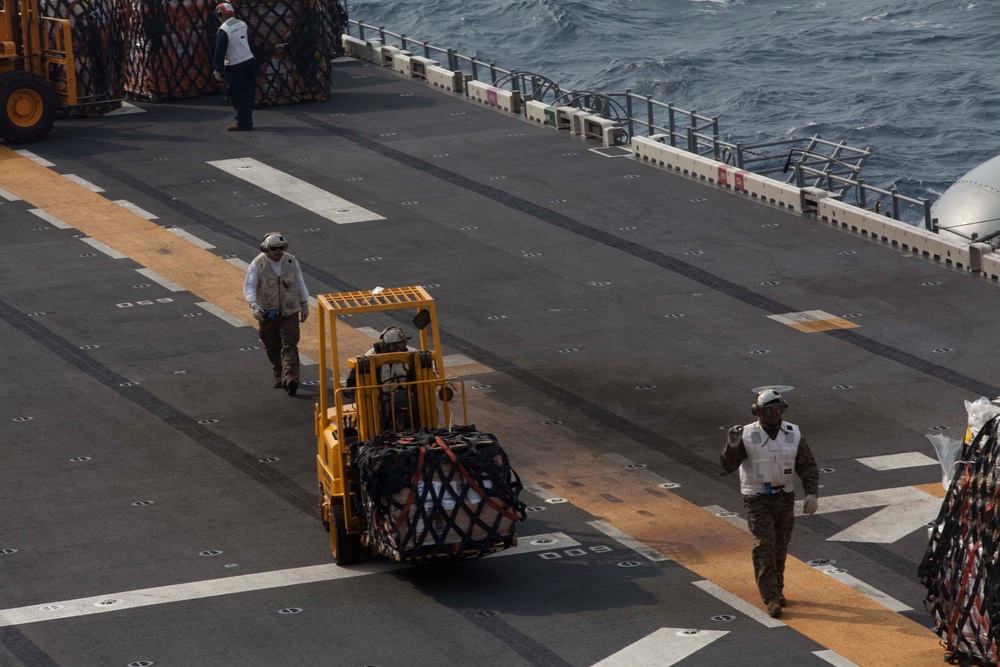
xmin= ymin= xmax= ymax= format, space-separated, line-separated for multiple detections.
xmin=802 ymin=494 xmax=818 ymax=515
xmin=299 ymin=302 xmax=309 ymax=323
xmin=213 ymin=70 xmax=225 ymax=82
xmin=726 ymin=425 xmax=743 ymax=448
xmin=251 ymin=303 xmax=264 ymax=322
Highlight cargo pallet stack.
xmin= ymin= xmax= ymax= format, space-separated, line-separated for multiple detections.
xmin=920 ymin=416 xmax=1000 ymax=666
xmin=43 ymin=0 xmax=338 ymax=108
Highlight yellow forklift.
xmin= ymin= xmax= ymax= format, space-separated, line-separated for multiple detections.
xmin=315 ymin=286 xmax=523 ymax=565
xmin=0 ymin=0 xmax=77 ymax=142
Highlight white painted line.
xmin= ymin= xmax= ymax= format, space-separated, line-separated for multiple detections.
xmin=521 ymin=479 xmax=562 ymax=501
xmin=443 ymin=353 xmax=476 ymax=367
xmin=0 ymin=187 xmax=21 ymax=201
xmin=590 ymin=627 xmax=727 ymax=667
xmin=196 ymin=301 xmax=249 ymax=328
xmin=810 ymin=486 xmax=942 ymax=543
xmin=768 ymin=310 xmax=837 ymax=325
xmin=208 ymin=157 xmax=385 ymax=224
xmin=165 ymin=227 xmax=215 ymax=250
xmin=113 ymin=200 xmax=158 ymax=220
xmin=0 ymin=561 xmax=402 ymax=628
xmin=702 ymin=505 xmax=749 ymax=532
xmin=357 ymin=326 xmax=381 ymax=339
xmin=136 ymin=268 xmax=185 ymax=293
xmin=301 ymin=355 xmax=317 ymax=367
xmin=226 ymin=258 xmax=250 ymax=270
xmin=80 ymin=237 xmax=126 ymax=259
xmin=856 ymin=452 xmax=937 ymax=471
xmin=15 ymin=150 xmax=54 ymax=167
xmin=104 ymin=102 xmax=145 ymax=116
xmin=62 ymin=174 xmax=104 ymax=192
xmin=811 ymin=566 xmax=912 ymax=612
xmin=814 ymin=649 xmax=861 ymax=667
xmin=28 ymin=208 xmax=72 ymax=229
xmin=692 ymin=579 xmax=785 ymax=628
xmin=588 ymin=520 xmax=670 ymax=562
xmin=0 ymin=533 xmax=565 ymax=628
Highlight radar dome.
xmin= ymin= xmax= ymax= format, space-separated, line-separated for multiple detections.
xmin=932 ymin=154 xmax=1000 ymax=243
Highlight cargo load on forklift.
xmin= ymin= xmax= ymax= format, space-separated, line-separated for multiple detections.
xmin=315 ymin=286 xmax=526 ymax=565
xmin=355 ymin=426 xmax=525 ymax=563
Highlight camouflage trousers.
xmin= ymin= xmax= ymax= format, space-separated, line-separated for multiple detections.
xmin=743 ymin=492 xmax=796 ymax=604
xmin=259 ymin=314 xmax=300 ymax=386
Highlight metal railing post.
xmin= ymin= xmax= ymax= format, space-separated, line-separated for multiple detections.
xmin=735 ymin=142 xmax=744 ymax=169
xmin=646 ymin=96 xmax=654 ymax=138
xmin=795 ymin=160 xmax=805 ymax=188
xmin=471 ymin=59 xmax=478 ymax=80
xmin=490 ymin=62 xmax=497 ymax=84
xmin=379 ymin=26 xmax=386 ymax=42
xmin=890 ymin=185 xmax=900 ymax=221
xmin=858 ymin=179 xmax=867 ymax=209
xmin=667 ymin=104 xmax=675 ymax=146
xmin=423 ymin=41 xmax=430 ymax=58
xmin=625 ymin=90 xmax=635 ymax=140
xmin=447 ymin=48 xmax=455 ymax=71
xmin=400 ymin=33 xmax=407 ymax=50
xmin=924 ymin=199 xmax=933 ymax=230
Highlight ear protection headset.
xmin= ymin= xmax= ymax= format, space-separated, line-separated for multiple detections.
xmin=751 ymin=389 xmax=788 ymax=416
xmin=373 ymin=326 xmax=407 ymax=353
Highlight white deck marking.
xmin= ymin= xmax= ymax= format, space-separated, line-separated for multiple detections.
xmin=226 ymin=258 xmax=250 ymax=270
xmin=113 ymin=200 xmax=158 ymax=220
xmin=165 ymin=227 xmax=215 ymax=249
xmin=590 ymin=627 xmax=727 ymax=666
xmin=0 ymin=533 xmax=573 ymax=628
xmin=196 ymin=301 xmax=250 ymax=328
xmin=62 ymin=174 xmax=104 ymax=192
xmin=442 ymin=353 xmax=475 ymax=367
xmin=136 ymin=268 xmax=185 ymax=292
xmin=208 ymin=157 xmax=385 ymax=224
xmin=104 ymin=102 xmax=145 ymax=116
xmin=603 ymin=452 xmax=680 ymax=487
xmin=814 ymin=649 xmax=861 ymax=666
xmin=768 ymin=310 xmax=838 ymax=324
xmin=14 ymin=150 xmax=55 ymax=167
xmin=702 ymin=505 xmax=749 ymax=532
xmin=28 ymin=208 xmax=71 ymax=229
xmin=692 ymin=580 xmax=785 ymax=628
xmin=522 ymin=479 xmax=562 ymax=501
xmin=80 ymin=237 xmax=126 ymax=259
xmin=856 ymin=451 xmax=937 ymax=471
xmin=811 ymin=486 xmax=942 ymax=543
xmin=0 ymin=187 xmax=21 ymax=201
xmin=587 ymin=520 xmax=670 ymax=562
xmin=357 ymin=326 xmax=381 ymax=339
xmin=811 ymin=565 xmax=912 ymax=612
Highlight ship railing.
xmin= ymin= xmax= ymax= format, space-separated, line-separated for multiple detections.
xmin=348 ymin=18 xmax=933 ymax=230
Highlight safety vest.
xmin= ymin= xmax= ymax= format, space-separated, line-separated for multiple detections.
xmin=253 ymin=252 xmax=302 ymax=316
xmin=221 ymin=19 xmax=254 ymax=66
xmin=738 ymin=421 xmax=800 ymax=495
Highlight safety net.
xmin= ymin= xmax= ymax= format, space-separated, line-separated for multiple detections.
xmin=920 ymin=416 xmax=1000 ymax=666
xmin=354 ymin=426 xmax=526 ymax=564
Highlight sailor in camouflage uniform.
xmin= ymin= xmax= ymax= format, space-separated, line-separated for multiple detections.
xmin=720 ymin=389 xmax=819 ymax=618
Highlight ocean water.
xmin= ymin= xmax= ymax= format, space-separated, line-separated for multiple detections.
xmin=347 ymin=0 xmax=997 ymax=204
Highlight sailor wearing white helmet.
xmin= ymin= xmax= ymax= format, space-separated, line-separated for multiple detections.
xmin=720 ymin=389 xmax=819 ymax=618
xmin=212 ymin=2 xmax=256 ymax=131
xmin=243 ymin=232 xmax=310 ymax=396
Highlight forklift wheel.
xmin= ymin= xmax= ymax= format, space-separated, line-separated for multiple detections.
xmin=0 ymin=71 xmax=57 ymax=144
xmin=330 ymin=504 xmax=362 ymax=565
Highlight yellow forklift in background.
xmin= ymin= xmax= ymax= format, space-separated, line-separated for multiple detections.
xmin=0 ymin=0 xmax=76 ymax=142
xmin=315 ymin=286 xmax=523 ymax=565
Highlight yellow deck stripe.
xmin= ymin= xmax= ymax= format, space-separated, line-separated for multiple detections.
xmin=3 ymin=146 xmax=945 ymax=663
xmin=0 ymin=148 xmax=373 ymax=373
xmin=465 ymin=396 xmax=945 ymax=666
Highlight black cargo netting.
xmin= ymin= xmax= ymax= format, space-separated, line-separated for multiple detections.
xmin=43 ymin=0 xmax=126 ymax=115
xmin=121 ymin=0 xmax=333 ymax=104
xmin=354 ymin=427 xmax=527 ymax=564
xmin=920 ymin=416 xmax=1000 ymax=666
xmin=121 ymin=0 xmax=219 ymax=102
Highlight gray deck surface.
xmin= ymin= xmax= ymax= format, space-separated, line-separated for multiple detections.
xmin=0 ymin=57 xmax=989 ymax=666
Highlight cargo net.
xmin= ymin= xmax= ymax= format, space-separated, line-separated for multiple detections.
xmin=43 ymin=0 xmax=126 ymax=115
xmin=919 ymin=416 xmax=1000 ymax=666
xmin=354 ymin=427 xmax=526 ymax=564
xmin=121 ymin=0 xmax=333 ymax=105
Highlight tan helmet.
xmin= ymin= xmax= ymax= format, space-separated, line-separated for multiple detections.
xmin=751 ymin=389 xmax=788 ymax=415
xmin=260 ymin=232 xmax=288 ymax=252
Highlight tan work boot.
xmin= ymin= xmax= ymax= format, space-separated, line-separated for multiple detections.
xmin=766 ymin=600 xmax=782 ymax=618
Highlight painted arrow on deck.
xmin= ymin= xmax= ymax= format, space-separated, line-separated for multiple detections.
xmin=806 ymin=486 xmax=943 ymax=543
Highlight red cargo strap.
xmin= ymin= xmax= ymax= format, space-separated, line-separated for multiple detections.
xmin=395 ymin=445 xmax=426 ymax=528
xmin=434 ymin=436 xmax=519 ymax=520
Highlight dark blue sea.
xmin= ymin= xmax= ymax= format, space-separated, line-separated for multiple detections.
xmin=348 ymin=0 xmax=997 ymax=203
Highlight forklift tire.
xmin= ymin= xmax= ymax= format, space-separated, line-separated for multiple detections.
xmin=330 ymin=504 xmax=362 ymax=565
xmin=0 ymin=71 xmax=57 ymax=144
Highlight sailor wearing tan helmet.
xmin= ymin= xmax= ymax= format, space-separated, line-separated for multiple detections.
xmin=720 ymin=388 xmax=819 ymax=618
